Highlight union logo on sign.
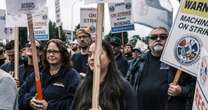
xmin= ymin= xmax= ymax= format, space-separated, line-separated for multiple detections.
xmin=174 ymin=36 xmax=201 ymax=66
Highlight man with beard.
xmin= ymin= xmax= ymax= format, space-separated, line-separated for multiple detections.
xmin=69 ymin=40 xmax=79 ymax=56
xmin=129 ymin=27 xmax=195 ymax=110
xmin=124 ymin=43 xmax=133 ymax=61
xmin=71 ymin=28 xmax=92 ymax=77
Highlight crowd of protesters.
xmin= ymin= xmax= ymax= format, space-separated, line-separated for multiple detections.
xmin=0 ymin=26 xmax=196 ymax=110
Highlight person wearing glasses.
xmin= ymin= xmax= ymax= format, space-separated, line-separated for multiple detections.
xmin=19 ymin=39 xmax=80 ymax=110
xmin=127 ymin=27 xmax=196 ymax=110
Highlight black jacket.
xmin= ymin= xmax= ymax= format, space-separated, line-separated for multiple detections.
xmin=126 ymin=52 xmax=196 ymax=110
xmin=115 ymin=53 xmax=129 ymax=77
xmin=71 ymin=52 xmax=89 ymax=73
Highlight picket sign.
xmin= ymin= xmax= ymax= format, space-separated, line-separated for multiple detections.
xmin=6 ymin=0 xmax=46 ymax=100
xmin=85 ymin=0 xmax=124 ymax=4
xmin=91 ymin=3 xmax=104 ymax=109
xmin=27 ymin=13 xmax=43 ymax=99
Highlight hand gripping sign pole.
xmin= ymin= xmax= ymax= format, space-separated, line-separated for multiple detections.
xmin=169 ymin=69 xmax=182 ymax=99
xmin=91 ymin=3 xmax=104 ymax=109
xmin=27 ymin=13 xmax=43 ymax=100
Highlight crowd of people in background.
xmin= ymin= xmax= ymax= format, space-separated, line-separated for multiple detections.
xmin=0 ymin=26 xmax=196 ymax=110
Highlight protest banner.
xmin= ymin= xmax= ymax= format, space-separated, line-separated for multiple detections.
xmin=55 ymin=0 xmax=62 ymax=38
xmin=161 ymin=0 xmax=208 ymax=77
xmin=132 ymin=0 xmax=173 ymax=30
xmin=6 ymin=0 xmax=45 ymax=99
xmin=109 ymin=0 xmax=134 ymax=33
xmin=6 ymin=13 xmax=27 ymax=27
xmin=55 ymin=0 xmax=61 ymax=26
xmin=85 ymin=0 xmax=124 ymax=4
xmin=4 ymin=27 xmax=15 ymax=41
xmin=6 ymin=0 xmax=46 ymax=15
xmin=33 ymin=7 xmax=49 ymax=41
xmin=193 ymin=48 xmax=208 ymax=110
xmin=0 ymin=9 xmax=5 ymax=39
xmin=80 ymin=8 xmax=97 ymax=38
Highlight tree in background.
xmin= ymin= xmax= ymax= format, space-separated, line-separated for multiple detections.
xmin=19 ymin=27 xmax=28 ymax=48
xmin=49 ymin=20 xmax=58 ymax=39
xmin=49 ymin=20 xmax=65 ymax=41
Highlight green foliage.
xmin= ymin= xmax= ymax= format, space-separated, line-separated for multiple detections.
xmin=19 ymin=27 xmax=28 ymax=48
xmin=49 ymin=20 xmax=66 ymax=41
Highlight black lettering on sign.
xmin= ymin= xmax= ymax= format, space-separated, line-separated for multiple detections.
xmin=178 ymin=22 xmax=189 ymax=30
xmin=184 ymin=0 xmax=208 ymax=12
xmin=21 ymin=2 xmax=35 ymax=10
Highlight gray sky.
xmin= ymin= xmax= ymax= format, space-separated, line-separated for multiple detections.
xmin=0 ymin=0 xmax=179 ymax=37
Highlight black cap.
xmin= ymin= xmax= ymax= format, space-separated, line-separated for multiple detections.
xmin=110 ymin=37 xmax=122 ymax=46
xmin=133 ymin=48 xmax=142 ymax=53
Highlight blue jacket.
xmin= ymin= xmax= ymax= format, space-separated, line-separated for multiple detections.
xmin=0 ymin=62 xmax=14 ymax=74
xmin=19 ymin=66 xmax=80 ymax=110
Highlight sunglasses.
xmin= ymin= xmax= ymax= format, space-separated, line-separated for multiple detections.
xmin=148 ymin=34 xmax=168 ymax=40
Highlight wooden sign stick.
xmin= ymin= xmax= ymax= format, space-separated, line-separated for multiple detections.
xmin=172 ymin=69 xmax=182 ymax=85
xmin=91 ymin=3 xmax=104 ymax=109
xmin=14 ymin=27 xmax=19 ymax=81
xmin=27 ymin=13 xmax=43 ymax=100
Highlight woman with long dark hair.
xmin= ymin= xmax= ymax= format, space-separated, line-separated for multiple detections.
xmin=19 ymin=39 xmax=80 ymax=110
xmin=71 ymin=40 xmax=137 ymax=110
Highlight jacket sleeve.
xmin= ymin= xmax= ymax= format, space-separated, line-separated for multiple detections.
xmin=178 ymin=73 xmax=196 ymax=98
xmin=0 ymin=77 xmax=18 ymax=110
xmin=18 ymin=74 xmax=35 ymax=110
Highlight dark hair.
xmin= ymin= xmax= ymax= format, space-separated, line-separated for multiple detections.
xmin=5 ymin=40 xmax=14 ymax=50
xmin=26 ymin=40 xmax=43 ymax=51
xmin=43 ymin=39 xmax=71 ymax=69
xmin=72 ymin=40 xmax=126 ymax=110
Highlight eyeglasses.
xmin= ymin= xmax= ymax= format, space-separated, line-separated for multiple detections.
xmin=46 ymin=49 xmax=60 ymax=54
xmin=149 ymin=34 xmax=168 ymax=40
